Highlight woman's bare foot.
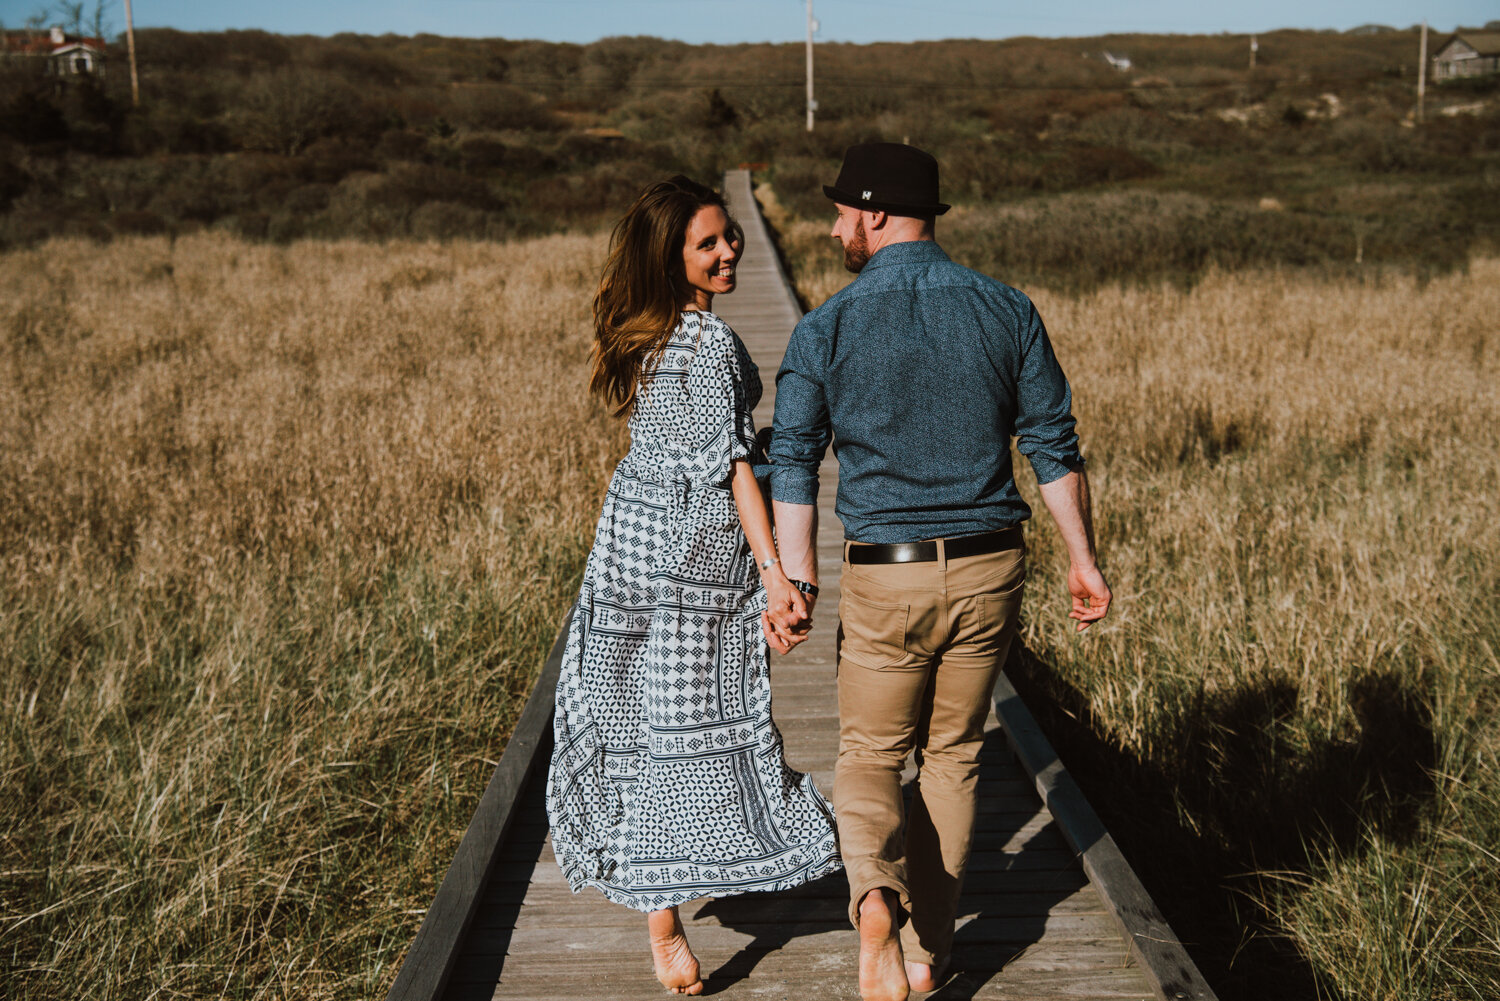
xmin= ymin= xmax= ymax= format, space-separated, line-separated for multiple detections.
xmin=647 ymin=907 xmax=703 ymax=995
xmin=905 ymin=958 xmax=948 ymax=993
xmin=857 ymin=889 xmax=909 ymax=1001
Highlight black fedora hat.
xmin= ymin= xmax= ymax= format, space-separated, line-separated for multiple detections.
xmin=823 ymin=142 xmax=950 ymax=216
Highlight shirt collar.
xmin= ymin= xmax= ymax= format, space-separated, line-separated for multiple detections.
xmin=862 ymin=239 xmax=950 ymax=271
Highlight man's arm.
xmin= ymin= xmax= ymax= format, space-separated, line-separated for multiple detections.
xmin=773 ymin=500 xmax=818 ymax=587
xmin=1005 ymin=294 xmax=1107 ymax=631
xmin=765 ymin=315 xmax=832 ymax=649
xmin=763 ymin=499 xmax=818 ymax=649
xmin=1036 ymin=467 xmax=1111 ymax=632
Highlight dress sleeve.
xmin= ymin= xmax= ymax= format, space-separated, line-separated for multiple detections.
xmin=686 ymin=316 xmax=758 ymax=488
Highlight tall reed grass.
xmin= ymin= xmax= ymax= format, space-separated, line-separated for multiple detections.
xmin=1 ymin=232 xmax=621 ymax=998
xmin=5 ymin=221 xmax=1497 ymax=999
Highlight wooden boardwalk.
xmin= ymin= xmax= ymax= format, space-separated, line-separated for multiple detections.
xmin=392 ymin=171 xmax=1214 ymax=1001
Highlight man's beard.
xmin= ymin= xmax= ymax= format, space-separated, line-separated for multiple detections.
xmin=842 ymin=218 xmax=870 ymax=273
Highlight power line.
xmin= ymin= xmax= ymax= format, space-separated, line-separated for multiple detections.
xmin=502 ymin=70 xmax=1410 ymax=94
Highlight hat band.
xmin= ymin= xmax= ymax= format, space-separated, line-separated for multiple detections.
xmin=823 ymin=183 xmax=950 ymax=215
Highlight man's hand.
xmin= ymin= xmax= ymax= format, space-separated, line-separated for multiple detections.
xmin=762 ymin=610 xmax=814 ymax=653
xmin=762 ymin=586 xmax=814 ymax=653
xmin=762 ymin=579 xmax=812 ymax=654
xmin=1038 ymin=468 xmax=1111 ymax=634
xmin=1067 ymin=563 xmax=1111 ymax=632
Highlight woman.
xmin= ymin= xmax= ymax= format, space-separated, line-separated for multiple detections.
xmin=546 ymin=176 xmax=840 ymax=995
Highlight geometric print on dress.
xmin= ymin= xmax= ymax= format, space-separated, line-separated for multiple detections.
xmin=546 ymin=310 xmax=841 ymax=913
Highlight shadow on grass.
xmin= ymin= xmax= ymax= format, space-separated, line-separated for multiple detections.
xmin=1006 ymin=641 xmax=1438 ymax=1001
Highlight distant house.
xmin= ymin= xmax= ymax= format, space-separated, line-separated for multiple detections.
xmin=1432 ymin=32 xmax=1500 ymax=81
xmin=0 ymin=26 xmax=107 ymax=79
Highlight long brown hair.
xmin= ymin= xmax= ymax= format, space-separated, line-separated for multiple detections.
xmin=589 ymin=175 xmax=742 ymax=417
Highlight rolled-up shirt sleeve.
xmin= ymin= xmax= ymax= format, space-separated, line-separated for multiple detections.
xmin=1012 ymin=300 xmax=1083 ymax=484
xmin=769 ymin=315 xmax=832 ymax=505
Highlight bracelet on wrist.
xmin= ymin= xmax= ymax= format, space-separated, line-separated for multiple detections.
xmin=759 ymin=556 xmax=780 ymax=572
xmin=789 ymin=578 xmax=819 ymax=598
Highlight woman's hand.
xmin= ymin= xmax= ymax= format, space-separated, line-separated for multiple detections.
xmin=761 ymin=566 xmax=811 ymax=652
xmin=731 ymin=458 xmax=812 ymax=652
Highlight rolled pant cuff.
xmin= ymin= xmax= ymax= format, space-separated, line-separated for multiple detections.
xmin=846 ymin=875 xmax=913 ymax=930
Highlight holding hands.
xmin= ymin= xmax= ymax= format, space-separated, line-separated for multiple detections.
xmin=761 ymin=575 xmax=815 ymax=654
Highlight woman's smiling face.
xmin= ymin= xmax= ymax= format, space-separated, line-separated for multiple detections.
xmin=680 ymin=204 xmax=740 ymax=311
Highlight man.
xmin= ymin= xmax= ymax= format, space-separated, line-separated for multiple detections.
xmin=766 ymin=143 xmax=1111 ymax=1001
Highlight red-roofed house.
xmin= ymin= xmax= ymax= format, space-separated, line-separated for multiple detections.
xmin=1 ymin=26 xmax=107 ymax=79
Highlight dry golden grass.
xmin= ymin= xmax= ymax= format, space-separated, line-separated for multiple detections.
xmin=1032 ymin=266 xmax=1498 ymax=999
xmin=4 ymin=222 xmax=1498 ymax=999
xmin=1 ymin=231 xmax=622 ymax=998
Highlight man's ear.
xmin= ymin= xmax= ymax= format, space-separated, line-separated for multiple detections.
xmin=866 ymin=210 xmax=888 ymax=230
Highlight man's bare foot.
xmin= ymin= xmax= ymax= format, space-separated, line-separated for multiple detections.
xmin=647 ymin=907 xmax=703 ymax=995
xmin=905 ymin=959 xmax=948 ymax=993
xmin=857 ymin=889 xmax=908 ymax=1001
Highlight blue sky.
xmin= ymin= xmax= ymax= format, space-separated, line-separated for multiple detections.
xmin=2 ymin=0 xmax=1493 ymax=44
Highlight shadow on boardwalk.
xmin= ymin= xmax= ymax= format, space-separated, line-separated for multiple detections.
xmin=1006 ymin=641 xmax=1439 ymax=1000
xmin=442 ymin=783 xmax=547 ymax=1001
xmin=448 ymin=727 xmax=1082 ymax=1000
xmin=698 ymin=729 xmax=1078 ymax=998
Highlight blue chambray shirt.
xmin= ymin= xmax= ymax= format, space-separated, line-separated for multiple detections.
xmin=769 ymin=240 xmax=1083 ymax=544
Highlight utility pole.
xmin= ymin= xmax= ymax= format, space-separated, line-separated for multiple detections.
xmin=123 ymin=0 xmax=139 ymax=107
xmin=805 ymin=0 xmax=817 ymax=132
xmin=1416 ymin=19 xmax=1428 ymax=124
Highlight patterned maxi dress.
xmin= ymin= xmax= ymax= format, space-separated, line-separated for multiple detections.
xmin=547 ymin=309 xmax=841 ymax=912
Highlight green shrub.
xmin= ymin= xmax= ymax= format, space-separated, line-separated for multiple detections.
xmin=459 ymin=136 xmax=508 ymax=171
xmin=375 ymin=129 xmax=429 ymax=162
xmin=316 ymin=45 xmax=413 ymax=86
xmin=229 ymin=68 xmax=366 ymax=155
xmin=367 ymin=163 xmax=502 ymax=215
xmin=0 ymin=156 xmax=30 ymax=211
xmin=130 ymin=28 xmax=232 ymax=71
xmin=109 ymin=209 xmax=169 ymax=235
xmin=303 ymin=138 xmax=377 ymax=183
xmin=445 ymin=84 xmax=562 ymax=132
xmin=0 ymin=88 xmax=69 ymax=146
xmin=124 ymin=103 xmax=233 ymax=155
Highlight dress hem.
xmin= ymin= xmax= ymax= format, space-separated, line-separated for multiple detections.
xmin=557 ymin=844 xmax=844 ymax=913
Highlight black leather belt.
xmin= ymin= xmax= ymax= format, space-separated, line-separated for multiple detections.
xmin=845 ymin=526 xmax=1022 ymax=565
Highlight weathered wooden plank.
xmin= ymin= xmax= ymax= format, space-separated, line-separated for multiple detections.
xmin=482 ymin=888 xmax=1109 ymax=929
xmin=473 ymin=915 xmax=1141 ymax=960
xmin=386 ymin=613 xmax=571 ymax=1001
xmin=498 ymin=865 xmax=1092 ymax=913
xmin=473 ymin=938 xmax=1141 ymax=979
xmin=994 ymin=673 xmax=1219 ymax=1001
xmin=473 ymin=957 xmax=1154 ymax=998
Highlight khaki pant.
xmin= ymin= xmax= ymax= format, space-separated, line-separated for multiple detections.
xmin=834 ymin=535 xmax=1026 ymax=966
